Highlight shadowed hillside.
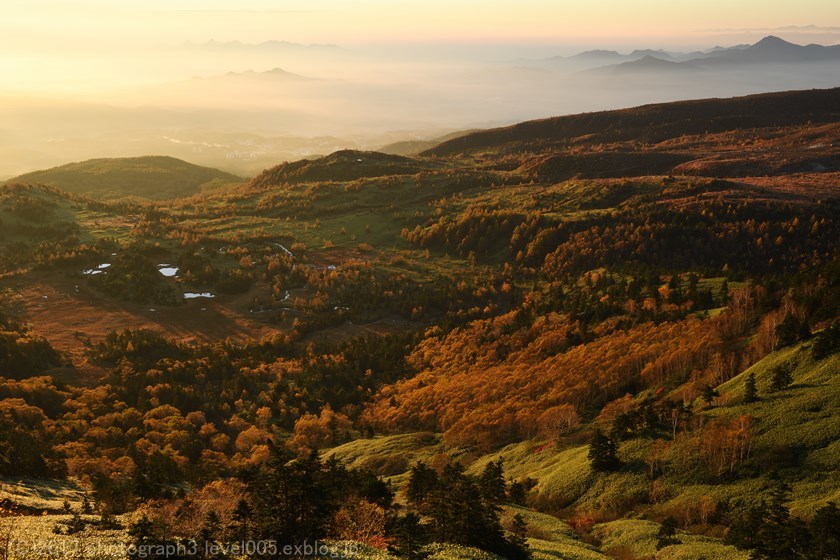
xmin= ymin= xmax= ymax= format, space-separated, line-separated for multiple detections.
xmin=247 ymin=149 xmax=442 ymax=189
xmin=7 ymin=156 xmax=242 ymax=200
xmin=424 ymin=87 xmax=840 ymax=157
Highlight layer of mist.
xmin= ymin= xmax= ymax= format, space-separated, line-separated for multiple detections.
xmin=2 ymin=36 xmax=839 ymax=178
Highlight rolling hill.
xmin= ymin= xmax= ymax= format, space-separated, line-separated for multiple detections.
xmin=247 ymin=149 xmax=442 ymax=188
xmin=6 ymin=155 xmax=243 ymax=200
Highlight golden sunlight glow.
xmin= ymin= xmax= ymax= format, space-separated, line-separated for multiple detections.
xmin=1 ymin=0 xmax=837 ymax=94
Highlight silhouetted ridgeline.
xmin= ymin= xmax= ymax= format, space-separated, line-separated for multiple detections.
xmin=424 ymin=87 xmax=840 ymax=156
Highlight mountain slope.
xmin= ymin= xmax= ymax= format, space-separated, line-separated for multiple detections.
xmin=544 ymin=36 xmax=840 ymax=71
xmin=247 ymin=149 xmax=441 ymax=189
xmin=7 ymin=156 xmax=243 ymax=200
xmin=423 ymin=87 xmax=840 ymax=157
xmin=700 ymin=35 xmax=840 ymax=65
xmin=585 ymin=55 xmax=702 ymax=75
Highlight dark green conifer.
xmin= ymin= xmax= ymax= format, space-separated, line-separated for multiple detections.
xmin=588 ymin=430 xmax=620 ymax=471
xmin=744 ymin=372 xmax=758 ymax=403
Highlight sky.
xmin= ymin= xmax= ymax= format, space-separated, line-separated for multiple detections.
xmin=3 ymin=0 xmax=840 ymax=47
xmin=0 ymin=0 xmax=838 ymax=178
xmin=0 ymin=0 xmax=838 ymax=94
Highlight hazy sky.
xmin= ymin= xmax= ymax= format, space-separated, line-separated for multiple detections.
xmin=3 ymin=0 xmax=839 ymax=46
xmin=1 ymin=0 xmax=839 ymax=178
xmin=1 ymin=0 xmax=839 ymax=93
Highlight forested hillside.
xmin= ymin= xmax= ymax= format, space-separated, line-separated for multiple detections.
xmin=0 ymin=88 xmax=838 ymax=560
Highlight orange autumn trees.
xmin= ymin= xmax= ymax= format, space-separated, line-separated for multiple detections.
xmin=290 ymin=404 xmax=353 ymax=452
xmin=363 ymin=314 xmax=722 ymax=449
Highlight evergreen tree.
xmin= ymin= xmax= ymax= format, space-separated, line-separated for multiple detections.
xmin=353 ymin=468 xmax=394 ymax=509
xmin=656 ymin=517 xmax=679 ymax=549
xmin=726 ymin=504 xmax=764 ymax=550
xmin=701 ymin=384 xmax=720 ymax=406
xmin=808 ymin=502 xmax=840 ymax=560
xmin=775 ymin=314 xmax=808 ymax=349
xmin=127 ymin=515 xmax=162 ymax=559
xmin=81 ymin=495 xmax=93 ymax=514
xmin=750 ymin=483 xmax=807 ymax=560
xmin=666 ymin=275 xmax=682 ymax=304
xmin=770 ymin=364 xmax=793 ymax=392
xmin=744 ymin=372 xmax=758 ymax=403
xmin=415 ymin=460 xmax=528 ymax=560
xmin=250 ymin=443 xmax=334 ymax=549
xmin=391 ymin=512 xmax=428 ymax=560
xmin=588 ymin=430 xmax=620 ymax=472
xmin=406 ymin=461 xmax=438 ymax=512
xmin=200 ymin=511 xmax=222 ymax=544
xmin=509 ymin=513 xmax=529 ymax=554
xmin=479 ymin=459 xmax=507 ymax=506
xmin=231 ymin=499 xmax=252 ymax=542
xmin=812 ymin=322 xmax=840 ymax=359
xmin=507 ymin=480 xmax=528 ymax=506
xmin=718 ymin=279 xmax=730 ymax=305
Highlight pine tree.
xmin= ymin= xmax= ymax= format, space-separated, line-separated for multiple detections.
xmin=719 ymin=279 xmax=730 ymax=305
xmin=509 ymin=513 xmax=529 ymax=554
xmin=200 ymin=511 xmax=222 ymax=544
xmin=479 ymin=459 xmax=507 ymax=506
xmin=391 ymin=512 xmax=428 ymax=560
xmin=808 ymin=502 xmax=840 ymax=560
xmin=127 ymin=515 xmax=160 ymax=559
xmin=231 ymin=499 xmax=252 ymax=542
xmin=406 ymin=461 xmax=438 ymax=512
xmin=750 ymin=483 xmax=806 ymax=560
xmin=417 ymin=460 xmax=528 ymax=560
xmin=744 ymin=373 xmax=758 ymax=403
xmin=250 ymin=443 xmax=334 ymax=549
xmin=775 ymin=314 xmax=808 ymax=349
xmin=701 ymin=384 xmax=720 ymax=406
xmin=770 ymin=364 xmax=793 ymax=392
xmin=588 ymin=430 xmax=620 ymax=471
xmin=81 ymin=495 xmax=93 ymax=514
xmin=507 ymin=480 xmax=528 ymax=506
xmin=726 ymin=504 xmax=764 ymax=550
xmin=656 ymin=516 xmax=679 ymax=549
xmin=812 ymin=322 xmax=840 ymax=359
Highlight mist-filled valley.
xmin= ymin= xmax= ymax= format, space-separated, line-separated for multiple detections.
xmin=3 ymin=35 xmax=840 ymax=178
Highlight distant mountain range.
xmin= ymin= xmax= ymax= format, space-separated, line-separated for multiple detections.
xmin=584 ymin=55 xmax=703 ymax=75
xmin=192 ymin=67 xmax=310 ymax=82
xmin=550 ymin=36 xmax=840 ymax=73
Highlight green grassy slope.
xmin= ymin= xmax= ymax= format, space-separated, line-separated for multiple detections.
xmin=327 ymin=341 xmax=838 ymax=558
xmin=7 ymin=156 xmax=242 ymax=200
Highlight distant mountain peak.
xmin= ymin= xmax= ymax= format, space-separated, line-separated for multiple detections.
xmin=751 ymin=35 xmax=796 ymax=49
xmin=629 ymin=48 xmax=672 ymax=57
xmin=577 ymin=49 xmax=621 ymax=57
xmin=214 ymin=67 xmax=305 ymax=80
xmin=588 ymin=54 xmax=695 ymax=74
